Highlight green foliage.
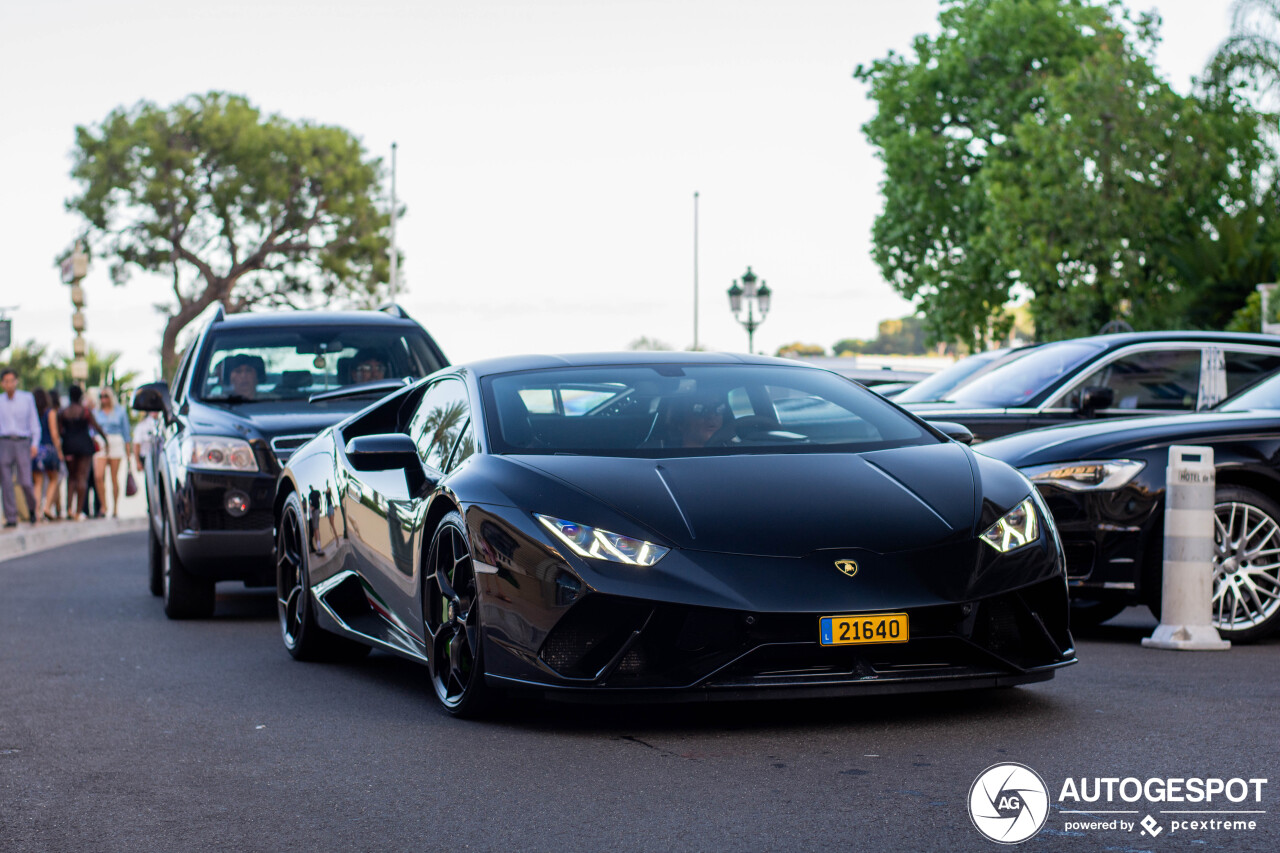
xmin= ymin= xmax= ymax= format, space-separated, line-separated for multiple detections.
xmin=628 ymin=336 xmax=673 ymax=351
xmin=68 ymin=92 xmax=394 ymax=376
xmin=775 ymin=342 xmax=826 ymax=357
xmin=1163 ymin=207 xmax=1280 ymax=329
xmin=855 ymin=0 xmax=1270 ymax=345
xmin=1 ymin=340 xmax=62 ymax=391
xmin=834 ymin=316 xmax=928 ymax=355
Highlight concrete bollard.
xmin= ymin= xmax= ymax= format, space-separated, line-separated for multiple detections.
xmin=1143 ymin=446 xmax=1231 ymax=651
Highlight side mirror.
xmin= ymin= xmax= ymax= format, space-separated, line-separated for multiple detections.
xmin=1077 ymin=385 xmax=1115 ymax=416
xmin=344 ymin=433 xmax=421 ymax=471
xmin=927 ymin=421 xmax=974 ymax=445
xmin=132 ymin=382 xmax=172 ymax=417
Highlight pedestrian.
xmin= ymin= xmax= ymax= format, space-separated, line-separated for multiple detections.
xmin=31 ymin=388 xmax=63 ymax=522
xmin=134 ymin=410 xmax=159 ymax=472
xmin=47 ymin=388 xmax=65 ymax=519
xmin=84 ymin=388 xmax=105 ymax=517
xmin=58 ymin=385 xmax=102 ymax=521
xmin=94 ymin=387 xmax=132 ymax=517
xmin=0 ymin=367 xmax=42 ymax=527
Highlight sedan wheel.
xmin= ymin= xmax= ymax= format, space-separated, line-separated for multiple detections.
xmin=1212 ymin=487 xmax=1280 ymax=642
xmin=424 ymin=511 xmax=493 ymax=717
xmin=277 ymin=492 xmax=368 ymax=662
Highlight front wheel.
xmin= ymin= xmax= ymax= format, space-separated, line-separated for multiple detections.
xmin=1212 ymin=486 xmax=1280 ymax=643
xmin=162 ymin=509 xmax=215 ymax=619
xmin=424 ymin=511 xmax=495 ymax=717
xmin=277 ymin=492 xmax=369 ymax=662
xmin=147 ymin=521 xmax=163 ymax=597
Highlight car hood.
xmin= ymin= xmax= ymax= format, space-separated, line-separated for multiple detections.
xmin=508 ymin=442 xmax=980 ymax=557
xmin=976 ymin=409 xmax=1280 ymax=467
xmin=187 ymin=399 xmax=374 ymax=443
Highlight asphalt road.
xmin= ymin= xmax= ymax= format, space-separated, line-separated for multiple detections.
xmin=1 ymin=532 xmax=1277 ymax=852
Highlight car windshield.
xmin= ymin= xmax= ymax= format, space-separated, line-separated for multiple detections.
xmin=895 ymin=349 xmax=1012 ymax=403
xmin=483 ymin=364 xmax=935 ymax=456
xmin=194 ymin=326 xmax=446 ymax=404
xmin=1217 ymin=370 xmax=1280 ymax=412
xmin=937 ymin=341 xmax=1105 ymax=407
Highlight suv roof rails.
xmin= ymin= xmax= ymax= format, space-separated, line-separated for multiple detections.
xmin=378 ymin=303 xmax=413 ymax=321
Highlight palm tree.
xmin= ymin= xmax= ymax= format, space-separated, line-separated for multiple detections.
xmin=1211 ymin=0 xmax=1280 ymax=108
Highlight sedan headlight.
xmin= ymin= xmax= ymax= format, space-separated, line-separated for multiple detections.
xmin=1021 ymin=459 xmax=1145 ymax=492
xmin=183 ymin=436 xmax=259 ymax=472
xmin=536 ymin=514 xmax=669 ymax=566
xmin=980 ymin=498 xmax=1039 ymax=553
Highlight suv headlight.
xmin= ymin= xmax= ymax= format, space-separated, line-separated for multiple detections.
xmin=536 ymin=514 xmax=669 ymax=566
xmin=183 ymin=436 xmax=259 ymax=472
xmin=1021 ymin=459 xmax=1145 ymax=492
xmin=980 ymin=498 xmax=1039 ymax=553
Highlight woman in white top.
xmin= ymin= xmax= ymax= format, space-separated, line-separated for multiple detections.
xmin=93 ymin=387 xmax=133 ymax=518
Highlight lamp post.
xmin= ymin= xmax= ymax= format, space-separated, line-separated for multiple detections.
xmin=727 ymin=266 xmax=772 ymax=354
xmin=60 ymin=242 xmax=90 ymax=383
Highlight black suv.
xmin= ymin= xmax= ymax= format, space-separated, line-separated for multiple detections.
xmin=132 ymin=305 xmax=448 ymax=618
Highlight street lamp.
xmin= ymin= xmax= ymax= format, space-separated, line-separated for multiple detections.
xmin=727 ymin=266 xmax=771 ymax=354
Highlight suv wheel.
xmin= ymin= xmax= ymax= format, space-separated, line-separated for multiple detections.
xmin=162 ymin=509 xmax=215 ymax=619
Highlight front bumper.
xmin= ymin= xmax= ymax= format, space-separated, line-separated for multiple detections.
xmin=172 ymin=469 xmax=277 ymax=583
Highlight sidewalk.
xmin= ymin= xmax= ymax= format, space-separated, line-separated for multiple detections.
xmin=0 ymin=480 xmax=149 ymax=563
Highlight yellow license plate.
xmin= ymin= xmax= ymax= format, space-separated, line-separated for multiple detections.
xmin=819 ymin=612 xmax=909 ymax=646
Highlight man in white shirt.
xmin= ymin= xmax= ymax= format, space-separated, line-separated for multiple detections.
xmin=0 ymin=368 xmax=41 ymax=527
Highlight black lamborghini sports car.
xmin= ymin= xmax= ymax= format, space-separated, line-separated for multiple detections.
xmin=274 ymin=353 xmax=1075 ymax=715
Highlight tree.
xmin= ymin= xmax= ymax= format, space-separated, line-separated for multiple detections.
xmin=775 ymin=342 xmax=825 ymax=358
xmin=1211 ymin=0 xmax=1280 ymax=111
xmin=0 ymin=340 xmax=61 ymax=391
xmin=833 ymin=316 xmax=928 ymax=355
xmin=68 ymin=92 xmax=395 ymax=377
xmin=854 ymin=0 xmax=1268 ymax=345
xmin=628 ymin=336 xmax=673 ymax=351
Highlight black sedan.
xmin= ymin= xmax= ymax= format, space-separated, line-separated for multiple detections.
xmin=903 ymin=331 xmax=1280 ymax=441
xmin=275 ymin=353 xmax=1075 ymax=715
xmin=979 ymin=372 xmax=1280 ymax=642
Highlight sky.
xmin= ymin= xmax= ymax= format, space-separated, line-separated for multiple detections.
xmin=0 ymin=0 xmax=1244 ymax=383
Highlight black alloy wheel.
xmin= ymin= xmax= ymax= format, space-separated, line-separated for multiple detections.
xmin=276 ymin=492 xmax=369 ymax=662
xmin=161 ymin=507 xmax=216 ymax=619
xmin=147 ymin=521 xmax=163 ymax=597
xmin=424 ymin=511 xmax=493 ymax=717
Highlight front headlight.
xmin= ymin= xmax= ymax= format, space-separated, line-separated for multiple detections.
xmin=183 ymin=436 xmax=259 ymax=472
xmin=536 ymin=514 xmax=669 ymax=566
xmin=980 ymin=498 xmax=1039 ymax=553
xmin=1021 ymin=459 xmax=1145 ymax=492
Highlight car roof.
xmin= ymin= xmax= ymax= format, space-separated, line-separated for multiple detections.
xmin=459 ymin=351 xmax=809 ymax=379
xmin=1049 ymin=330 xmax=1280 ymax=348
xmin=212 ymin=309 xmax=421 ymax=329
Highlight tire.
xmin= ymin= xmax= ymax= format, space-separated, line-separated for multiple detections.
xmin=424 ymin=511 xmax=495 ymax=718
xmin=1068 ymin=598 xmax=1127 ymax=630
xmin=276 ymin=492 xmax=370 ymax=662
xmin=162 ymin=508 xmax=216 ymax=619
xmin=1212 ymin=486 xmax=1280 ymax=643
xmin=147 ymin=521 xmax=163 ymax=597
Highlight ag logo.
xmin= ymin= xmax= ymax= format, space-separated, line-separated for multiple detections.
xmin=834 ymin=559 xmax=859 ymax=578
xmin=968 ymin=763 xmax=1049 ymax=844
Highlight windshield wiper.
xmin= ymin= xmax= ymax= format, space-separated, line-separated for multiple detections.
xmin=202 ymin=394 xmax=255 ymax=404
xmin=308 ymin=378 xmax=409 ymax=404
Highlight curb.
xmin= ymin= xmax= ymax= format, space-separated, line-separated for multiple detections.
xmin=0 ymin=517 xmax=149 ymax=564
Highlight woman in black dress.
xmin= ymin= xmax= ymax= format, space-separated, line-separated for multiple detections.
xmin=58 ymin=385 xmax=101 ymax=521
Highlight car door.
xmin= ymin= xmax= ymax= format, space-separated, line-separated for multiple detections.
xmin=1036 ymin=345 xmax=1203 ymax=428
xmin=343 ymin=377 xmax=471 ymax=641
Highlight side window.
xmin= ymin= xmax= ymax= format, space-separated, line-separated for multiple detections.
xmin=445 ymin=420 xmax=477 ymax=473
xmin=408 ymin=379 xmax=469 ymax=472
xmin=1069 ymin=349 xmax=1201 ymax=411
xmin=1224 ymin=351 xmax=1280 ymax=398
xmin=171 ymin=344 xmax=196 ymax=404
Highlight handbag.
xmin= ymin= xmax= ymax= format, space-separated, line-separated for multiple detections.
xmin=125 ymin=471 xmax=139 ymax=498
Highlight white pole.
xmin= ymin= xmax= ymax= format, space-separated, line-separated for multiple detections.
xmin=389 ymin=142 xmax=399 ymax=301
xmin=693 ymin=191 xmax=699 ymax=351
xmin=1142 ymin=445 xmax=1231 ymax=651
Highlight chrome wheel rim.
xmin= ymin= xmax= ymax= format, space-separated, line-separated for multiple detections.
xmin=425 ymin=523 xmax=478 ymax=708
xmin=1213 ymin=501 xmax=1280 ymax=632
xmin=277 ymin=507 xmax=306 ymax=648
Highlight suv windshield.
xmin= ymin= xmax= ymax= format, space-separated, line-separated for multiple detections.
xmin=195 ymin=325 xmax=446 ymax=403
xmin=484 ymin=364 xmax=934 ymax=456
xmin=937 ymin=341 xmax=1104 ymax=407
